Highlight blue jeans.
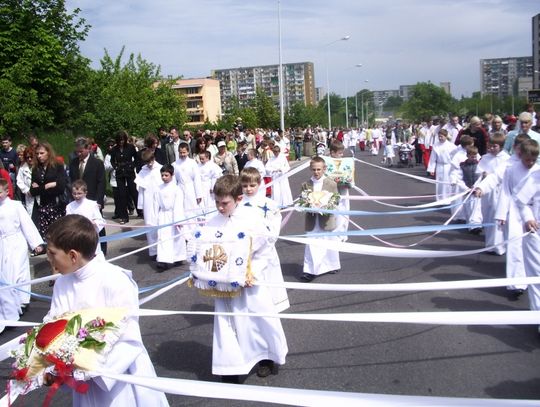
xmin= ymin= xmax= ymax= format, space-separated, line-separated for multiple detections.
xmin=294 ymin=141 xmax=303 ymax=160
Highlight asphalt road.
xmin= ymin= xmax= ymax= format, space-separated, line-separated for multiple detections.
xmin=2 ymin=148 xmax=539 ymax=406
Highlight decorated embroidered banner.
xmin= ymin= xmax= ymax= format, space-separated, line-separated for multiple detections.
xmin=323 ymin=156 xmax=355 ymax=187
xmin=188 ymin=227 xmax=252 ymax=297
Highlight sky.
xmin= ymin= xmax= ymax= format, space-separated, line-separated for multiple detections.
xmin=67 ymin=0 xmax=539 ymax=98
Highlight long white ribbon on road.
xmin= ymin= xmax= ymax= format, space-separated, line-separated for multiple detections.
xmin=133 ymin=309 xmax=540 ymax=326
xmin=279 ymin=232 xmax=529 ymax=258
xmin=90 ymin=372 xmax=540 ymax=407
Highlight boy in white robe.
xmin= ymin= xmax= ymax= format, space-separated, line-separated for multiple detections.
xmin=301 ymin=156 xmax=341 ymax=281
xmin=515 ymin=169 xmax=540 ymax=329
xmin=153 ymin=164 xmax=186 ymax=271
xmin=197 ymin=151 xmax=222 ymax=215
xmin=0 ymin=179 xmax=44 ymax=332
xmin=240 ymin=167 xmax=290 ymax=312
xmin=473 ymin=133 xmax=511 ymax=254
xmin=173 ymin=142 xmax=202 ymax=229
xmin=495 ymin=139 xmax=540 ymax=299
xmin=203 ymin=175 xmax=288 ymax=383
xmin=134 ymin=150 xmax=163 ymax=259
xmin=428 ymin=129 xmax=457 ymax=201
xmin=244 ymin=149 xmax=267 ymax=198
xmin=45 ymin=214 xmax=169 ymax=407
xmin=324 ymin=141 xmax=352 ymax=242
xmin=264 ymin=144 xmax=293 ymax=207
xmin=66 ymin=180 xmax=106 ymax=260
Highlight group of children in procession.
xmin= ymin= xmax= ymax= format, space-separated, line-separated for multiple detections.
xmin=2 ymin=110 xmax=540 ymax=405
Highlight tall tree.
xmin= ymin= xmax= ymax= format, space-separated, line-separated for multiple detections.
xmin=0 ymin=0 xmax=91 ymax=134
xmin=91 ymin=48 xmax=186 ymax=141
xmin=400 ymin=82 xmax=455 ymax=121
xmin=286 ymin=102 xmax=325 ymax=128
xmin=253 ymin=88 xmax=279 ymax=129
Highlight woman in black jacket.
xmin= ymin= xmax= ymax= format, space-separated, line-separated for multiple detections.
xmin=110 ymin=130 xmax=139 ymax=224
xmin=30 ymin=142 xmax=66 ymax=237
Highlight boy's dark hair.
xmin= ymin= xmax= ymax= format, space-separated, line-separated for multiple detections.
xmin=465 ymin=145 xmax=478 ymax=156
xmin=178 ymin=142 xmax=189 ymax=152
xmin=141 ymin=149 xmax=155 ymax=163
xmin=438 ymin=128 xmax=449 ymax=138
xmin=0 ymin=178 xmax=8 ymax=189
xmin=514 ymin=133 xmax=531 ymax=148
xmin=459 ymin=135 xmax=474 ymax=147
xmin=71 ymin=179 xmax=88 ymax=192
xmin=46 ymin=215 xmax=98 ymax=259
xmin=310 ymin=156 xmax=326 ymax=167
xmin=329 ymin=140 xmax=344 ymax=152
xmin=489 ymin=132 xmax=506 ymax=148
xmin=200 ymin=150 xmax=211 ymax=160
xmin=1 ymin=135 xmax=12 ymax=142
xmin=160 ymin=164 xmax=174 ymax=175
xmin=240 ymin=167 xmax=261 ymax=184
xmin=520 ymin=139 xmax=539 ymax=157
xmin=213 ymin=174 xmax=242 ymax=198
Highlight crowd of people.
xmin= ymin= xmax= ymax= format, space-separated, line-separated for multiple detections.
xmin=2 ymin=104 xmax=540 ymax=405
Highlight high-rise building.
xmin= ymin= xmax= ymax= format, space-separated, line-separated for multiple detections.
xmin=211 ymin=62 xmax=316 ymax=113
xmin=480 ymin=57 xmax=533 ymax=98
xmin=533 ymin=13 xmax=540 ymax=89
xmin=170 ymin=78 xmax=222 ymax=126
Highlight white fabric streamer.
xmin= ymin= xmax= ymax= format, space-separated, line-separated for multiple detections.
xmin=279 ymin=232 xmax=530 ymax=258
xmin=90 ymin=372 xmax=540 ymax=407
xmin=135 ymin=309 xmax=540 ymax=326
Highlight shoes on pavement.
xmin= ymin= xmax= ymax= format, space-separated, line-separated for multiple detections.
xmin=328 ymin=269 xmax=340 ymax=275
xmin=156 ymin=262 xmax=170 ymax=272
xmin=301 ymin=273 xmax=315 ymax=282
xmin=508 ymin=288 xmax=525 ymax=301
xmin=256 ymin=360 xmax=277 ymax=377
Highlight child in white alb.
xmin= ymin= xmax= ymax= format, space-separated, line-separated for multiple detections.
xmin=197 ymin=151 xmax=222 ymax=215
xmin=240 ymin=167 xmax=290 ymax=312
xmin=0 ymin=178 xmax=44 ymax=333
xmin=199 ymin=175 xmax=288 ymax=383
xmin=153 ymin=164 xmax=187 ymax=271
xmin=66 ymin=179 xmax=106 ymax=260
xmin=495 ymin=138 xmax=539 ymax=299
xmin=134 ymin=150 xmax=163 ymax=259
xmin=473 ymin=133 xmax=511 ymax=254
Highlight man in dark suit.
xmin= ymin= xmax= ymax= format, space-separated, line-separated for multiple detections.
xmin=69 ymin=137 xmax=107 ymax=254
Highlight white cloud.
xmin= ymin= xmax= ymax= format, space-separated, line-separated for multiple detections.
xmin=67 ymin=0 xmax=539 ymax=97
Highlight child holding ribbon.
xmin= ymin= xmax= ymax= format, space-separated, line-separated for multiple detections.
xmin=300 ymin=156 xmax=341 ymax=282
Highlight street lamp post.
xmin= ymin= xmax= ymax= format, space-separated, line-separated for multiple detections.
xmin=277 ymin=0 xmax=285 ymax=132
xmin=345 ymin=64 xmax=362 ymax=128
xmin=324 ymin=35 xmax=350 ymax=131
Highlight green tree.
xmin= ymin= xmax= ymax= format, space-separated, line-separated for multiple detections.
xmin=90 ymin=48 xmax=186 ymax=141
xmin=286 ymin=102 xmax=325 ymax=128
xmin=383 ymin=95 xmax=404 ymax=110
xmin=0 ymin=0 xmax=91 ymax=134
xmin=253 ymin=88 xmax=279 ymax=129
xmin=400 ymin=82 xmax=455 ymax=121
xmin=318 ymin=93 xmax=344 ymax=127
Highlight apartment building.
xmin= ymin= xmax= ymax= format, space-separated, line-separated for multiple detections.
xmin=171 ymin=78 xmax=222 ymax=126
xmin=480 ymin=56 xmax=533 ymax=98
xmin=211 ymin=62 xmax=316 ymax=112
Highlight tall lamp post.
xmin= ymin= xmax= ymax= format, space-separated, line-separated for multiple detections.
xmin=277 ymin=0 xmax=285 ymax=132
xmin=356 ymin=79 xmax=369 ymax=127
xmin=345 ymin=64 xmax=362 ymax=128
xmin=324 ymin=35 xmax=350 ymax=130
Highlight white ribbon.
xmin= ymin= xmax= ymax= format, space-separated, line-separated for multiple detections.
xmin=90 ymin=372 xmax=540 ymax=406
xmin=279 ymin=232 xmax=529 ymax=258
xmin=256 ymin=276 xmax=540 ymax=292
xmin=135 ymin=309 xmax=540 ymax=326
